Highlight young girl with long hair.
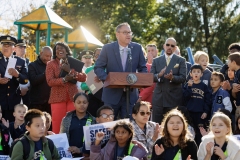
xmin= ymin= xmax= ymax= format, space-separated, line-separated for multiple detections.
xmin=60 ymin=92 xmax=96 ymax=157
xmin=90 ymin=121 xmax=148 ymax=160
xmin=198 ymin=112 xmax=240 ymax=159
xmin=151 ymin=109 xmax=198 ymax=160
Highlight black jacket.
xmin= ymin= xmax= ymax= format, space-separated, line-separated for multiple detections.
xmin=28 ymin=56 xmax=50 ymax=104
xmin=151 ymin=137 xmax=198 ymax=160
xmin=0 ymin=123 xmax=10 ymax=155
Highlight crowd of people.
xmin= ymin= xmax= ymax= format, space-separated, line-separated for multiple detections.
xmin=0 ymin=22 xmax=240 ymax=159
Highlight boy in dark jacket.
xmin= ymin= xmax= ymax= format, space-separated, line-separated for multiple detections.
xmin=183 ymin=64 xmax=211 ymax=146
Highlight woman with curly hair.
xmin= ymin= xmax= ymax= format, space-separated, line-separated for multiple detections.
xmin=46 ymin=42 xmax=86 ymax=133
xmin=151 ymin=109 xmax=198 ymax=160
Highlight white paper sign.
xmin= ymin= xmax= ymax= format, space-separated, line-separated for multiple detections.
xmin=83 ymin=119 xmax=129 ymax=150
xmin=0 ymin=155 xmax=10 ymax=160
xmin=46 ymin=133 xmax=72 ymax=159
xmin=4 ymin=57 xmax=17 ymax=79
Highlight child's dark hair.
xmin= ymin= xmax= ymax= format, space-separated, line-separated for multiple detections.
xmin=228 ymin=52 xmax=240 ymax=66
xmin=176 ymin=106 xmax=194 ymax=127
xmin=132 ymin=101 xmax=151 ymax=114
xmin=234 ymin=115 xmax=240 ymax=135
xmin=228 ymin=43 xmax=240 ymax=52
xmin=96 ymin=105 xmax=114 ymax=117
xmin=43 ymin=111 xmax=52 ymax=122
xmin=14 ymin=104 xmax=28 ymax=111
xmin=53 ymin=41 xmax=72 ymax=59
xmin=24 ymin=109 xmax=45 ymax=127
xmin=190 ymin=64 xmax=203 ymax=73
xmin=212 ymin=71 xmax=225 ymax=82
xmin=113 ymin=121 xmax=134 ymax=156
xmin=73 ymin=92 xmax=89 ymax=102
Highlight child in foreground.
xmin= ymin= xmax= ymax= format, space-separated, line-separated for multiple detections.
xmin=197 ymin=112 xmax=240 ymax=160
xmin=11 ymin=109 xmax=60 ymax=160
xmin=151 ymin=109 xmax=198 ymax=160
xmin=90 ymin=120 xmax=148 ymax=160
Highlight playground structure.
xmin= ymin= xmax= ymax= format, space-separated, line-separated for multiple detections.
xmin=13 ymin=5 xmax=104 ymax=61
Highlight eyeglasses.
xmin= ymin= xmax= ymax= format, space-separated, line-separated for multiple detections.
xmin=118 ymin=31 xmax=133 ymax=35
xmin=166 ymin=44 xmax=175 ymax=48
xmin=99 ymin=113 xmax=114 ymax=119
xmin=139 ymin=111 xmax=151 ymax=116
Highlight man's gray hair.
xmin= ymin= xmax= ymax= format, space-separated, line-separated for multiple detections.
xmin=115 ymin=22 xmax=131 ymax=32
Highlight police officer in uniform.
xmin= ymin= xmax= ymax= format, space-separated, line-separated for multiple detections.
xmin=15 ymin=39 xmax=30 ymax=107
xmin=0 ymin=35 xmax=28 ymax=122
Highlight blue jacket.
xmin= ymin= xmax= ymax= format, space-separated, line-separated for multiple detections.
xmin=211 ymin=87 xmax=232 ymax=116
xmin=94 ymin=41 xmax=147 ymax=105
xmin=183 ymin=82 xmax=211 ymax=113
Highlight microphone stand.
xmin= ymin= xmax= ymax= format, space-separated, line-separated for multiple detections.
xmin=125 ymin=49 xmax=132 ymax=119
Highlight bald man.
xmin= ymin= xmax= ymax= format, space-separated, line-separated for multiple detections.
xmin=28 ymin=46 xmax=52 ymax=114
xmin=151 ymin=38 xmax=186 ymax=123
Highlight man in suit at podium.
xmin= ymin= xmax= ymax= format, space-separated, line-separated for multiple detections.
xmin=151 ymin=37 xmax=186 ymax=123
xmin=94 ymin=22 xmax=147 ymax=119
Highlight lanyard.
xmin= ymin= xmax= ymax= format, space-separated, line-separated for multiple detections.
xmin=173 ymin=149 xmax=181 ymax=160
xmin=82 ymin=117 xmax=92 ymax=142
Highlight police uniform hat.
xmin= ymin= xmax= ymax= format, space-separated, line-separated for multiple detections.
xmin=15 ymin=39 xmax=26 ymax=47
xmin=80 ymin=50 xmax=94 ymax=59
xmin=0 ymin=35 xmax=17 ymax=45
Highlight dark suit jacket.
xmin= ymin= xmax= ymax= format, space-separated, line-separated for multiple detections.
xmin=151 ymin=54 xmax=186 ymax=107
xmin=28 ymin=56 xmax=50 ymax=104
xmin=0 ymin=53 xmax=28 ymax=110
xmin=94 ymin=41 xmax=147 ymax=105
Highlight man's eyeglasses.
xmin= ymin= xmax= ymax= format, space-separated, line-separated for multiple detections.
xmin=99 ymin=114 xmax=114 ymax=119
xmin=118 ymin=31 xmax=133 ymax=35
xmin=139 ymin=111 xmax=151 ymax=116
xmin=166 ymin=44 xmax=175 ymax=48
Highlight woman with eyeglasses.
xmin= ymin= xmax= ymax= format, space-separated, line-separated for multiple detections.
xmin=131 ymin=101 xmax=160 ymax=160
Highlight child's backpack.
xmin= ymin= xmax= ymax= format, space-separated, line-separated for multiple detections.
xmin=9 ymin=136 xmax=54 ymax=159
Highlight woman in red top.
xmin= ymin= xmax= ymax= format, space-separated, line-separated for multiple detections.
xmin=46 ymin=42 xmax=86 ymax=133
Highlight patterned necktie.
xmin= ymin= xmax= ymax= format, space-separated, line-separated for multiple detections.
xmin=121 ymin=48 xmax=127 ymax=71
xmin=166 ymin=56 xmax=171 ymax=66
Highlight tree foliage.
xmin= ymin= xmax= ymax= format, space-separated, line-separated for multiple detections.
xmin=52 ymin=0 xmax=240 ymax=61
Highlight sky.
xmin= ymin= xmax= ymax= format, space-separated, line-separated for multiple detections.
xmin=0 ymin=0 xmax=55 ymax=33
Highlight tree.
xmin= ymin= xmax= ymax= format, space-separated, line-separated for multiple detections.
xmin=155 ymin=0 xmax=240 ymax=61
xmin=53 ymin=0 xmax=159 ymax=45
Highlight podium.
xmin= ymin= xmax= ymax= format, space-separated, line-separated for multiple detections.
xmin=103 ymin=72 xmax=153 ymax=118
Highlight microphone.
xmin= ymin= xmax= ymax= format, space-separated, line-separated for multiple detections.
xmin=126 ymin=48 xmax=132 ymax=73
xmin=127 ymin=48 xmax=132 ymax=61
